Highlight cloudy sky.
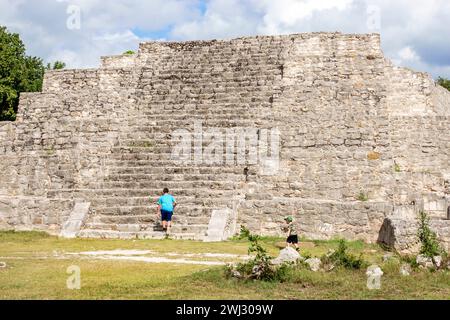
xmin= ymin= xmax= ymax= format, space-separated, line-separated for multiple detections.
xmin=1 ymin=0 xmax=449 ymax=78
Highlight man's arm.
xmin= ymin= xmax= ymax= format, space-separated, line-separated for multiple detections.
xmin=156 ymin=198 xmax=161 ymax=215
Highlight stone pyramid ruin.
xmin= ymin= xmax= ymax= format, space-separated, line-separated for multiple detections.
xmin=0 ymin=32 xmax=449 ymax=252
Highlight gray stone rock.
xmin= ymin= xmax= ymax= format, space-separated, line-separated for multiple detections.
xmin=416 ymin=254 xmax=434 ymax=269
xmin=432 ymin=255 xmax=442 ymax=268
xmin=271 ymin=247 xmax=302 ymax=265
xmin=0 ymin=262 xmax=6 ymax=268
xmin=305 ymin=258 xmax=322 ymax=272
xmin=60 ymin=202 xmax=90 ymax=239
xmin=399 ymin=263 xmax=411 ymax=276
xmin=366 ymin=265 xmax=384 ymax=277
xmin=230 ymin=269 xmax=242 ymax=279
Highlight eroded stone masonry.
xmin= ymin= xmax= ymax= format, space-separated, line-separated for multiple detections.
xmin=0 ymin=33 xmax=449 ymax=253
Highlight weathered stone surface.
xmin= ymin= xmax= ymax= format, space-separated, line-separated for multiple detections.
xmin=271 ymin=247 xmax=302 ymax=265
xmin=366 ymin=265 xmax=384 ymax=277
xmin=399 ymin=263 xmax=411 ymax=276
xmin=0 ymin=32 xmax=448 ymax=248
xmin=416 ymin=254 xmax=434 ymax=269
xmin=432 ymin=255 xmax=442 ymax=268
xmin=205 ymin=208 xmax=236 ymax=242
xmin=305 ymin=258 xmax=322 ymax=272
xmin=60 ymin=202 xmax=91 ymax=239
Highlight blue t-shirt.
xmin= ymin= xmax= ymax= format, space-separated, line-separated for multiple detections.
xmin=157 ymin=194 xmax=176 ymax=212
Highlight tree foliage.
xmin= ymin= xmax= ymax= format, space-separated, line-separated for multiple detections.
xmin=418 ymin=211 xmax=442 ymax=257
xmin=46 ymin=61 xmax=66 ymax=70
xmin=437 ymin=77 xmax=450 ymax=92
xmin=0 ymin=26 xmax=66 ymax=121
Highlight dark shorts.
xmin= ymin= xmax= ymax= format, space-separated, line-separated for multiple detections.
xmin=161 ymin=210 xmax=173 ymax=222
xmin=287 ymin=235 xmax=298 ymax=244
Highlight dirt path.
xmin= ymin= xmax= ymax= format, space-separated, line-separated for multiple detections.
xmin=1 ymin=249 xmax=251 ymax=266
xmin=68 ymin=249 xmax=250 ymax=265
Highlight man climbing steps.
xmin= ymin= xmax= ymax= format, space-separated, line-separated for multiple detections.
xmin=156 ymin=188 xmax=177 ymax=236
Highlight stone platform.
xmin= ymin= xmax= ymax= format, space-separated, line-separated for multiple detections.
xmin=0 ymin=32 xmax=449 ymax=252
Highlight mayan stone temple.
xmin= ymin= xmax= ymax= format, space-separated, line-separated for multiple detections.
xmin=0 ymin=32 xmax=449 ymax=253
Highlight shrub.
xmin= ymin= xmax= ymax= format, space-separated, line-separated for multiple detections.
xmin=123 ymin=50 xmax=135 ymax=55
xmin=417 ymin=211 xmax=443 ymax=258
xmin=437 ymin=77 xmax=450 ymax=92
xmin=321 ymin=239 xmax=367 ymax=270
xmin=225 ymin=226 xmax=291 ymax=282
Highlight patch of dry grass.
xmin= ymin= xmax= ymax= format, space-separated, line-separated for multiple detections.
xmin=0 ymin=231 xmax=448 ymax=300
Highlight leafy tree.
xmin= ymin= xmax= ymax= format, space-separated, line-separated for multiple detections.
xmin=46 ymin=61 xmax=66 ymax=70
xmin=0 ymin=26 xmax=46 ymax=121
xmin=437 ymin=77 xmax=450 ymax=92
xmin=123 ymin=50 xmax=135 ymax=55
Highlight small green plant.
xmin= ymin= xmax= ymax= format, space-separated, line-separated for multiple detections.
xmin=226 ymin=226 xmax=290 ymax=282
xmin=417 ymin=211 xmax=443 ymax=258
xmin=128 ymin=140 xmax=154 ymax=148
xmin=437 ymin=77 xmax=450 ymax=92
xmin=123 ymin=50 xmax=135 ymax=55
xmin=400 ymin=254 xmax=419 ymax=270
xmin=321 ymin=239 xmax=367 ymax=270
xmin=394 ymin=162 xmax=401 ymax=173
xmin=46 ymin=61 xmax=66 ymax=70
xmin=357 ymin=192 xmax=369 ymax=202
xmin=45 ymin=146 xmax=55 ymax=156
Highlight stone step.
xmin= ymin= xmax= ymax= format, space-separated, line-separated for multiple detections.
xmin=91 ymin=205 xmax=229 ymax=218
xmin=77 ymin=229 xmax=204 ymax=241
xmin=47 ymin=189 xmax=246 ymax=200
xmin=92 ymin=182 xmax=242 ymax=191
xmin=97 ymin=181 xmax=243 ymax=190
xmin=90 ymin=195 xmax=236 ymax=207
xmin=105 ymin=165 xmax=254 ymax=175
xmin=127 ymin=113 xmax=256 ymax=120
xmin=102 ymin=159 xmax=258 ymax=167
xmin=103 ymin=173 xmax=246 ymax=182
xmin=89 ymin=196 xmax=236 ymax=208
xmin=110 ymin=144 xmax=264 ymax=153
xmin=84 ymin=222 xmax=208 ymax=234
xmin=116 ymin=137 xmax=260 ymax=148
xmin=106 ymin=153 xmax=260 ymax=162
xmin=114 ymin=124 xmax=257 ymax=134
xmin=89 ymin=213 xmax=211 ymax=224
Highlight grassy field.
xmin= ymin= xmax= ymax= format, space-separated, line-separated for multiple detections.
xmin=0 ymin=231 xmax=449 ymax=300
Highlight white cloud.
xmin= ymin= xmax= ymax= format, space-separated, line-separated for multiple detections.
xmin=0 ymin=0 xmax=201 ymax=68
xmin=256 ymin=0 xmax=354 ymax=34
xmin=0 ymin=0 xmax=449 ymax=77
xmin=398 ymin=47 xmax=420 ymax=62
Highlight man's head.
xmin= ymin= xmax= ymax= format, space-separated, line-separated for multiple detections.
xmin=163 ymin=188 xmax=169 ymax=194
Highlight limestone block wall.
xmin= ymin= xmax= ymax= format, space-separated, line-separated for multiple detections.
xmin=0 ymin=32 xmax=448 ymax=249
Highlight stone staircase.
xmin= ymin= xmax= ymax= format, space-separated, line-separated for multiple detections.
xmin=71 ymin=41 xmax=284 ymax=239
xmin=70 ymin=51 xmax=276 ymax=239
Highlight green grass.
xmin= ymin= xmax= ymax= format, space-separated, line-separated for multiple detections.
xmin=0 ymin=231 xmax=448 ymax=300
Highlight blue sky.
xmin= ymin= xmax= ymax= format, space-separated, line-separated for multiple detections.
xmin=0 ymin=0 xmax=449 ymax=78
